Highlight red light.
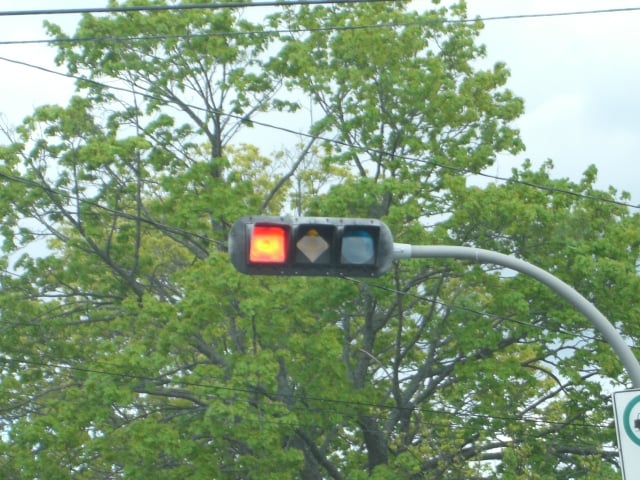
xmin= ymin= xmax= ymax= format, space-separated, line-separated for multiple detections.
xmin=249 ymin=225 xmax=288 ymax=263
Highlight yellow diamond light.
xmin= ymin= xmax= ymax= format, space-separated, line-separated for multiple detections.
xmin=296 ymin=228 xmax=329 ymax=263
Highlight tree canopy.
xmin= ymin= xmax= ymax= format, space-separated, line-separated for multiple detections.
xmin=1 ymin=1 xmax=638 ymax=478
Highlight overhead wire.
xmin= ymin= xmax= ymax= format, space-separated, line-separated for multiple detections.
xmin=2 ymin=5 xmax=640 ymax=46
xmin=0 ymin=3 xmax=629 ymax=459
xmin=0 ymin=351 xmax=614 ymax=434
xmin=0 ymin=19 xmax=449 ymax=47
xmin=0 ymin=53 xmax=636 ymax=211
xmin=0 ymin=168 xmax=222 ymax=248
xmin=0 ymin=4 xmax=632 ymax=380
xmin=0 ymin=293 xmax=619 ymax=465
xmin=0 ymin=1 xmax=636 ymax=209
xmin=0 ymin=275 xmax=614 ymax=436
xmin=466 ymin=6 xmax=640 ymax=23
xmin=0 ymin=1 xmax=638 ymax=20
xmin=343 ymin=276 xmax=599 ymax=341
xmin=0 ymin=2 xmax=636 ymax=211
xmin=0 ymin=0 xmax=399 ymax=17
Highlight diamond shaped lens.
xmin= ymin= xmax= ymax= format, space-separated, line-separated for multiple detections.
xmin=296 ymin=228 xmax=330 ymax=263
xmin=295 ymin=226 xmax=333 ymax=264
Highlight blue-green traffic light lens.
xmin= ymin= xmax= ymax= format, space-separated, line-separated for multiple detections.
xmin=341 ymin=230 xmax=375 ymax=265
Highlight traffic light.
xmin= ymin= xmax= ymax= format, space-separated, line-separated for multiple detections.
xmin=229 ymin=216 xmax=395 ymax=277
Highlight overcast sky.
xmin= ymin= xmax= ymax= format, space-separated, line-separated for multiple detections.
xmin=2 ymin=0 xmax=639 ymax=203
xmin=465 ymin=0 xmax=640 ymax=202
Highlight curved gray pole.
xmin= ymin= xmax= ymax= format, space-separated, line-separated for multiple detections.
xmin=393 ymin=243 xmax=640 ymax=388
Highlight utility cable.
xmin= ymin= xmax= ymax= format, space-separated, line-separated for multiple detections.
xmin=0 ymin=19 xmax=452 ymax=47
xmin=2 ymin=7 xmax=640 ymax=46
xmin=0 ymin=54 xmax=636 ymax=211
xmin=0 ymin=352 xmax=614 ymax=432
xmin=476 ymin=6 xmax=640 ymax=23
xmin=0 ymin=169 xmax=222 ymax=248
xmin=343 ymin=276 xmax=598 ymax=341
xmin=0 ymin=2 xmax=628 ymax=443
xmin=0 ymin=0 xmax=400 ymax=17
xmin=0 ymin=1 xmax=637 ymax=20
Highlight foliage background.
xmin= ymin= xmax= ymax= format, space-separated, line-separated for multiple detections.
xmin=0 ymin=1 xmax=639 ymax=478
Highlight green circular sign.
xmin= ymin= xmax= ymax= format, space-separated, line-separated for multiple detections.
xmin=623 ymin=395 xmax=640 ymax=447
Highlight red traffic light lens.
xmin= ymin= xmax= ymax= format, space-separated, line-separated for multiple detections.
xmin=249 ymin=225 xmax=288 ymax=263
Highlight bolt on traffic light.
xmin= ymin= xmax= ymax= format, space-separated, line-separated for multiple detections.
xmin=229 ymin=216 xmax=395 ymax=277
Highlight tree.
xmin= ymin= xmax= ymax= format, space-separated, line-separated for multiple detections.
xmin=0 ymin=1 xmax=637 ymax=478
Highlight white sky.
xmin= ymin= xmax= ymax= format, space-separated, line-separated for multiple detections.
xmin=1 ymin=1 xmax=639 ymax=202
xmin=465 ymin=0 xmax=640 ymax=201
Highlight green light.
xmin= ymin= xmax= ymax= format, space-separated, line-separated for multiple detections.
xmin=341 ymin=229 xmax=375 ymax=265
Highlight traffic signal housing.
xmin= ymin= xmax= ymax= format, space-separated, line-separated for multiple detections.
xmin=229 ymin=216 xmax=395 ymax=277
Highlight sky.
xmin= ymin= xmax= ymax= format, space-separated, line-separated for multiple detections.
xmin=1 ymin=0 xmax=640 ymax=203
xmin=465 ymin=0 xmax=640 ymax=201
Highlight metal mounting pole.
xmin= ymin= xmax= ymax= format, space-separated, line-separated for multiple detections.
xmin=393 ymin=243 xmax=640 ymax=388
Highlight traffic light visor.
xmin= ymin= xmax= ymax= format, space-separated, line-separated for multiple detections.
xmin=249 ymin=225 xmax=288 ymax=263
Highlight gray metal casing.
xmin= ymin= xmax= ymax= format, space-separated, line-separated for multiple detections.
xmin=229 ymin=216 xmax=395 ymax=277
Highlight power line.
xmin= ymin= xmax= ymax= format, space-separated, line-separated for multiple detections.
xmin=343 ymin=276 xmax=596 ymax=341
xmin=0 ymin=5 xmax=628 ymax=450
xmin=1 ymin=247 xmax=617 ymax=433
xmin=0 ymin=352 xmax=613 ymax=433
xmin=0 ymin=1 xmax=637 ymax=20
xmin=1 ymin=53 xmax=636 ymax=211
xmin=0 ymin=168 xmax=222 ymax=249
xmin=0 ymin=19 xmax=438 ymax=47
xmin=476 ymin=6 xmax=640 ymax=23
xmin=0 ymin=0 xmax=397 ymax=17
xmin=3 ymin=6 xmax=640 ymax=46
